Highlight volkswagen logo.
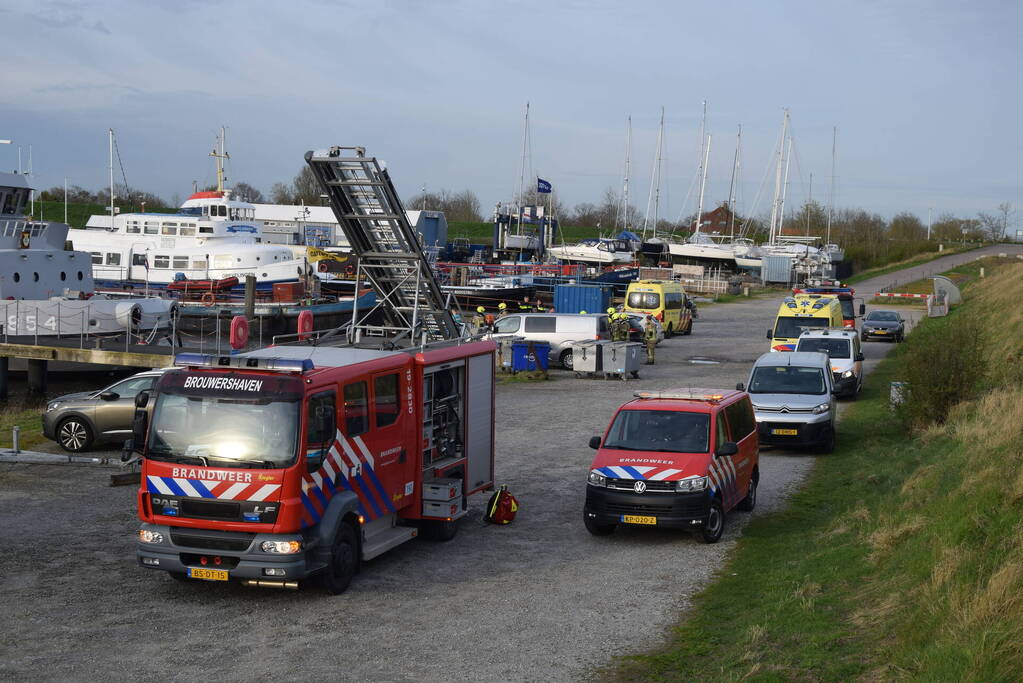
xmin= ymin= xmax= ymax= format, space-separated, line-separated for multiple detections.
xmin=633 ymin=480 xmax=647 ymax=493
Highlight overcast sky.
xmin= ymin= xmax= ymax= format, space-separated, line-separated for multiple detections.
xmin=3 ymin=0 xmax=1020 ymax=223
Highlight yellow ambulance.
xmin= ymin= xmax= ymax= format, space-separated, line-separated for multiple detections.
xmin=767 ymin=294 xmax=843 ymax=351
xmin=624 ymin=280 xmax=693 ymax=336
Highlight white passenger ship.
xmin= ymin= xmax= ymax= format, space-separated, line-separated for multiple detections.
xmin=74 ymin=190 xmax=310 ymax=291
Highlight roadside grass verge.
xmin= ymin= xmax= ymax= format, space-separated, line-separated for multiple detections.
xmin=844 ymin=245 xmax=977 ymax=285
xmin=0 ymin=402 xmax=49 ymax=450
xmin=608 ymin=261 xmax=1023 ymax=682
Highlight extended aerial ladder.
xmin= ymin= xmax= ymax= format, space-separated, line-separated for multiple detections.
xmin=305 ymin=147 xmax=461 ymax=345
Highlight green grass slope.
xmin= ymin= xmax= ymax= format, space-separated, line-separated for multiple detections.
xmin=610 ymin=258 xmax=1023 ymax=682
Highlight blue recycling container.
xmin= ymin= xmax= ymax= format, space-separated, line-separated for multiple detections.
xmin=511 ymin=341 xmax=551 ymax=372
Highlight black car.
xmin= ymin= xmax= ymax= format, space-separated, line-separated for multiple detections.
xmin=861 ymin=310 xmax=905 ymax=342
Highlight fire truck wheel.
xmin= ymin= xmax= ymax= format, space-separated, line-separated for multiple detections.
xmin=700 ymin=499 xmax=725 ymax=544
xmin=57 ymin=417 xmax=94 ymax=452
xmin=323 ymin=523 xmax=359 ymax=595
xmin=584 ymin=517 xmax=616 ymax=536
xmin=421 ymin=519 xmax=459 ymax=542
xmin=737 ymin=472 xmax=758 ymax=512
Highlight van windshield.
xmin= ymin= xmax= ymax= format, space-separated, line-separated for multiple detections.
xmin=796 ymin=338 xmax=851 ymax=358
xmin=628 ymin=292 xmax=660 ymax=309
xmin=774 ymin=316 xmax=831 ymax=339
xmin=749 ymin=366 xmax=827 ymax=395
xmin=603 ymin=410 xmax=709 ymax=453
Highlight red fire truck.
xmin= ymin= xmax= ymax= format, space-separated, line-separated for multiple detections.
xmin=135 ymin=344 xmax=495 ymax=593
xmin=134 ymin=146 xmax=496 ymax=593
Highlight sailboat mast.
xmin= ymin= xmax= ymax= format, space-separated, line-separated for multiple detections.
xmin=618 ymin=116 xmax=632 ymax=231
xmin=727 ymin=124 xmax=741 ymax=239
xmin=515 ymin=102 xmax=530 ymax=238
xmin=767 ymin=110 xmax=789 ymax=245
xmin=694 ymin=134 xmax=711 ymax=236
xmin=806 ymin=173 xmax=813 ymax=237
xmin=108 ymin=128 xmax=115 ymax=223
xmin=778 ymin=136 xmax=793 ymax=241
xmin=654 ymin=107 xmax=664 ymax=234
xmin=826 ymin=126 xmax=836 ymax=244
xmin=642 ymin=108 xmax=664 ymax=238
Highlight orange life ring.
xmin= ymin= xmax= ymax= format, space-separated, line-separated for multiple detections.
xmin=345 ymin=264 xmax=355 ymax=276
xmin=201 ymin=292 xmax=216 ymax=306
xmin=318 ymin=261 xmax=329 ymax=273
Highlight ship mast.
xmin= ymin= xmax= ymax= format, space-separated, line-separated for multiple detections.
xmin=108 ymin=128 xmax=115 ymax=224
xmin=826 ymin=126 xmax=836 ymax=245
xmin=767 ymin=109 xmax=789 ymax=245
xmin=727 ymin=124 xmax=741 ymax=240
xmin=210 ymin=126 xmax=230 ymax=193
xmin=617 ymin=116 xmax=632 ymax=232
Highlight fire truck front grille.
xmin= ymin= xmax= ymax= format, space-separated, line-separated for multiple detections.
xmin=180 ymin=499 xmax=240 ymax=520
xmin=170 ymin=530 xmax=255 ymax=552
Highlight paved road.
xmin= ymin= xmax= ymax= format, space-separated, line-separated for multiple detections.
xmin=2 ymin=245 xmax=1019 ymax=682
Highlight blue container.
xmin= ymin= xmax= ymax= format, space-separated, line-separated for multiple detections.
xmin=554 ymin=283 xmax=613 ymax=314
xmin=511 ymin=341 xmax=551 ymax=372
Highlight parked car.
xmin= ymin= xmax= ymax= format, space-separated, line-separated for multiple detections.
xmin=861 ymin=310 xmax=905 ymax=342
xmin=625 ymin=312 xmax=664 ymax=344
xmin=488 ymin=313 xmax=610 ymax=369
xmin=43 ymin=369 xmax=168 ymax=452
xmin=583 ymin=388 xmax=759 ymax=543
xmin=795 ymin=328 xmax=864 ymax=398
xmin=739 ymin=351 xmax=837 ymax=453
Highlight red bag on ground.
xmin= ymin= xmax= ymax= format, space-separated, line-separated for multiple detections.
xmin=485 ymin=485 xmax=519 ymax=525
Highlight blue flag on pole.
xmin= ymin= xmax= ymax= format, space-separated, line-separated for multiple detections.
xmin=537 ymin=177 xmax=552 ymax=194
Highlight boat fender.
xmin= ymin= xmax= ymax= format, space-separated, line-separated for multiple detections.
xmin=297 ymin=310 xmax=314 ymax=341
xmin=230 ymin=315 xmax=249 ymax=350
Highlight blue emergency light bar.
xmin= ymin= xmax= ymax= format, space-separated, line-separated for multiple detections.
xmin=173 ymin=353 xmax=314 ymax=373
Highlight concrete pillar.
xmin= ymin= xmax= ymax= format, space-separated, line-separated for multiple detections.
xmin=26 ymin=359 xmax=47 ymax=396
xmin=244 ymin=275 xmax=256 ymax=321
xmin=0 ymin=357 xmax=8 ymax=402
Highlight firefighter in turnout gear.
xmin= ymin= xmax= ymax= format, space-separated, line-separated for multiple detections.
xmin=472 ymin=306 xmax=487 ymax=334
xmin=497 ymin=302 xmax=508 ymax=317
xmin=611 ymin=313 xmax=630 ymax=342
xmin=643 ymin=314 xmax=657 ymax=364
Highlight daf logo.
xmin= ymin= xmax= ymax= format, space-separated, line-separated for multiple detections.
xmin=633 ymin=481 xmax=647 ymax=493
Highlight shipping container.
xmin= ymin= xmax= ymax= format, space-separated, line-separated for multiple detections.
xmin=554 ymin=283 xmax=613 ymax=314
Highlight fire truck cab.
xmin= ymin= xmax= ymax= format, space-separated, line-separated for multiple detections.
xmin=135 ymin=342 xmax=495 ymax=593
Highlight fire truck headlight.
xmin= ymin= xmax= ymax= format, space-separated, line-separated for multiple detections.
xmin=587 ymin=470 xmax=607 ymax=487
xmin=261 ymin=540 xmax=302 ymax=554
xmin=674 ymin=476 xmax=709 ymax=493
xmin=138 ymin=529 xmax=164 ymax=544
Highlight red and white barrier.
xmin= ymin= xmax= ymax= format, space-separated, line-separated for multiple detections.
xmin=873 ymin=292 xmax=931 ymax=299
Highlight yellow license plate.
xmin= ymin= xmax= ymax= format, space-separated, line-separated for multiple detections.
xmin=772 ymin=428 xmax=799 ymax=436
xmin=188 ymin=567 xmax=228 ymax=581
xmin=874 ymin=330 xmax=887 ymax=334
xmin=621 ymin=514 xmax=657 ymax=525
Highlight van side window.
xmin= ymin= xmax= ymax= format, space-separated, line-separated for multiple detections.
xmin=374 ymin=374 xmax=400 ymax=428
xmin=725 ymin=400 xmax=755 ymax=441
xmin=306 ymin=392 xmax=336 ymax=446
xmin=493 ymin=316 xmax=520 ymax=334
xmin=715 ymin=415 xmax=728 ymax=449
xmin=664 ymin=292 xmax=683 ymax=309
xmin=524 ymin=316 xmax=556 ymax=332
xmin=343 ymin=382 xmax=369 ymax=436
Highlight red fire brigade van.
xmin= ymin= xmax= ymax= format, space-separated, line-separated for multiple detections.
xmin=134 ymin=342 xmax=496 ymax=594
xmin=583 ymin=389 xmax=759 ymax=543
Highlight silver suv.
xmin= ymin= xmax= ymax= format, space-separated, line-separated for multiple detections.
xmin=42 ymin=369 xmax=167 ymax=452
xmin=739 ymin=351 xmax=837 ymax=453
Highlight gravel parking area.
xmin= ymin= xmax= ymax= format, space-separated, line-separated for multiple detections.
xmin=2 ymin=245 xmax=1017 ymax=682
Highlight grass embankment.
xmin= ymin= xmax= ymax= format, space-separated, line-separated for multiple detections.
xmin=868 ymin=254 xmax=1020 ymax=305
xmin=0 ymin=403 xmax=48 ymax=450
xmin=611 ymin=258 xmax=1023 ymax=681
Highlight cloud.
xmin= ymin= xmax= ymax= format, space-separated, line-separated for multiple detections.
xmin=27 ymin=0 xmax=112 ymax=34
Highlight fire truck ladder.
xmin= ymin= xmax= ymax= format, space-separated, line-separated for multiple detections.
xmin=305 ymin=147 xmax=461 ymax=344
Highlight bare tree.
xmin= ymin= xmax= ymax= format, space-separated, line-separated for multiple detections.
xmin=232 ymin=182 xmax=265 ymax=203
xmin=997 ymin=202 xmax=1015 ymax=241
xmin=270 ymin=182 xmax=294 ymax=204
